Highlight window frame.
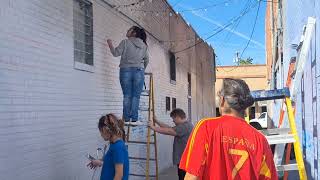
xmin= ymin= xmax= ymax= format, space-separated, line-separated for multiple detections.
xmin=169 ymin=51 xmax=176 ymax=84
xmin=73 ymin=0 xmax=94 ymax=72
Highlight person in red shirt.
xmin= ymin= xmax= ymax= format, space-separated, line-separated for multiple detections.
xmin=179 ymin=78 xmax=278 ymax=180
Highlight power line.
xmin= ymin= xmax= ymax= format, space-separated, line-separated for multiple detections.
xmin=130 ymin=0 xmax=232 ymax=13
xmin=215 ymin=0 xmax=251 ymax=50
xmin=240 ymin=0 xmax=261 ymax=59
xmin=222 ymin=0 xmax=261 ymax=73
xmin=174 ymin=1 xmax=259 ymax=54
xmin=178 ymin=0 xmax=232 ymax=12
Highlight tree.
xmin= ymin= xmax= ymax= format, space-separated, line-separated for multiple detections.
xmin=239 ymin=57 xmax=253 ymax=65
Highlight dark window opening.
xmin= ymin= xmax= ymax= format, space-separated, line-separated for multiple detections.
xmin=169 ymin=51 xmax=176 ymax=82
xmin=166 ymin=97 xmax=170 ymax=111
xmin=172 ymin=98 xmax=176 ymax=110
xmin=249 ymin=107 xmax=255 ymax=119
xmin=216 ymin=108 xmax=221 ymax=117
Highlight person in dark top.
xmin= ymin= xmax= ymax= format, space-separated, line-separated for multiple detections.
xmin=149 ymin=108 xmax=193 ymax=180
xmin=87 ymin=114 xmax=129 ymax=180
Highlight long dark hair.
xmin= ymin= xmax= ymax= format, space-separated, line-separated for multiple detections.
xmin=220 ymin=78 xmax=254 ymax=115
xmin=98 ymin=114 xmax=125 ymax=141
xmin=131 ymin=26 xmax=147 ymax=45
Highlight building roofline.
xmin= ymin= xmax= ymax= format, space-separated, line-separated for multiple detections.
xmin=163 ymin=0 xmax=213 ymax=51
xmin=217 ymin=64 xmax=267 ymax=68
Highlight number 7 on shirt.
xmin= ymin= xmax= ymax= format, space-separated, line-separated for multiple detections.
xmin=229 ymin=149 xmax=249 ymax=179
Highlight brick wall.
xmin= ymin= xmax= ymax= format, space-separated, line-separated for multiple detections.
xmin=0 ymin=0 xmax=215 ymax=179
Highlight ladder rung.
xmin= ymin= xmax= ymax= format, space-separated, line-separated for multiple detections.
xmin=129 ymin=157 xmax=156 ymax=161
xmin=265 ymin=134 xmax=295 ymax=144
xmin=130 ymin=173 xmax=156 ymax=177
xmin=261 ymin=128 xmax=291 ymax=135
xmin=251 ymin=88 xmax=290 ymax=101
xmin=139 ymin=108 xmax=153 ymax=111
xmin=124 ymin=124 xmax=148 ymax=127
xmin=127 ymin=140 xmax=155 ymax=144
xmin=276 ymin=164 xmax=299 ymax=171
xmin=141 ymin=90 xmax=150 ymax=96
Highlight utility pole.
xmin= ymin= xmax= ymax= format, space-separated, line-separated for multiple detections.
xmin=233 ymin=51 xmax=240 ymax=65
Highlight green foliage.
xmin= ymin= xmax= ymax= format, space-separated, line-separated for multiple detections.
xmin=239 ymin=57 xmax=253 ymax=65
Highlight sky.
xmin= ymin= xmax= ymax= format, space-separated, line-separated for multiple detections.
xmin=167 ymin=0 xmax=267 ymax=66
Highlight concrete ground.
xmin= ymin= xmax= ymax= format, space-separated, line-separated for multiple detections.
xmin=158 ymin=165 xmax=178 ymax=180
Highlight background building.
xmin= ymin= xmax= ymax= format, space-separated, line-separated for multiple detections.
xmin=215 ymin=64 xmax=268 ymax=119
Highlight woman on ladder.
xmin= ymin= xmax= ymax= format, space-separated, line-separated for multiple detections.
xmin=107 ymin=26 xmax=149 ymax=126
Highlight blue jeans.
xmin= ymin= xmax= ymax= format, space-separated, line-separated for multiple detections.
xmin=119 ymin=67 xmax=145 ymax=122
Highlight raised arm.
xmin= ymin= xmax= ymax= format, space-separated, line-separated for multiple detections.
xmin=107 ymin=39 xmax=125 ymax=57
xmin=149 ymin=117 xmax=176 ymax=136
xmin=153 ymin=116 xmax=171 ymax=128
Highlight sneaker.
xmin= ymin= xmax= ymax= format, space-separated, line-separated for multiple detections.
xmin=130 ymin=120 xmax=143 ymax=126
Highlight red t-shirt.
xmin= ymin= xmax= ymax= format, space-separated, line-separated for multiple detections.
xmin=179 ymin=115 xmax=278 ymax=180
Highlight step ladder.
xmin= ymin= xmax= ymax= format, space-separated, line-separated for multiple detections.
xmin=125 ymin=72 xmax=159 ymax=180
xmin=270 ymin=17 xmax=316 ymax=180
xmin=251 ymin=88 xmax=307 ymax=180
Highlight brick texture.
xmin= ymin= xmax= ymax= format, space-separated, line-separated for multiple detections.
xmin=0 ymin=0 xmax=216 ymax=179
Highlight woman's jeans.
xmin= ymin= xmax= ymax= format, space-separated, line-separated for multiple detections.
xmin=119 ymin=67 xmax=144 ymax=122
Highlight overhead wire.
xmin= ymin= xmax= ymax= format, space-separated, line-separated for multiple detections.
xmin=173 ymin=1 xmax=259 ymax=54
xmin=216 ymin=0 xmax=252 ymax=73
xmin=240 ymin=0 xmax=261 ymax=58
xmin=221 ymin=0 xmax=262 ymax=73
xmin=215 ymin=0 xmax=251 ymax=49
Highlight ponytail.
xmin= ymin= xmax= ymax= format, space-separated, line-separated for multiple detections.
xmin=98 ymin=114 xmax=125 ymax=141
xmin=131 ymin=26 xmax=147 ymax=45
xmin=138 ymin=28 xmax=147 ymax=45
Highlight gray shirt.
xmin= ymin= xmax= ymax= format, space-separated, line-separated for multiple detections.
xmin=110 ymin=37 xmax=149 ymax=69
xmin=172 ymin=121 xmax=194 ymax=165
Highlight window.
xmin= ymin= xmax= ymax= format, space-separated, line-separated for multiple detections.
xmin=216 ymin=108 xmax=220 ymax=117
xmin=169 ymin=51 xmax=176 ymax=82
xmin=261 ymin=106 xmax=267 ymax=113
xmin=187 ymin=73 xmax=192 ymax=120
xmin=166 ymin=97 xmax=170 ymax=111
xmin=73 ymin=0 xmax=94 ymax=70
xmin=188 ymin=73 xmax=191 ymax=96
xmin=172 ymin=98 xmax=176 ymax=110
xmin=249 ymin=107 xmax=255 ymax=119
xmin=259 ymin=113 xmax=266 ymax=119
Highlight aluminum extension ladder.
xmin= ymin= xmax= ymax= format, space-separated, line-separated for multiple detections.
xmin=251 ymin=88 xmax=307 ymax=180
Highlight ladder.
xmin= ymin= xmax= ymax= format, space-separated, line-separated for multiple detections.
xmin=251 ymin=88 xmax=307 ymax=180
xmin=125 ymin=72 xmax=159 ymax=180
xmin=271 ymin=16 xmax=316 ymax=180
